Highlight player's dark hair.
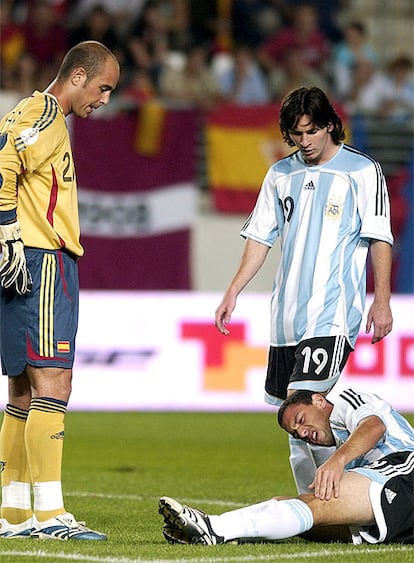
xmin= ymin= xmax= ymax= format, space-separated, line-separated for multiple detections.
xmin=279 ymin=87 xmax=345 ymax=146
xmin=277 ymin=390 xmax=315 ymax=430
xmin=56 ymin=41 xmax=117 ymax=83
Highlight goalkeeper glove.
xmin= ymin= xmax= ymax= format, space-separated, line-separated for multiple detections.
xmin=0 ymin=222 xmax=33 ymax=295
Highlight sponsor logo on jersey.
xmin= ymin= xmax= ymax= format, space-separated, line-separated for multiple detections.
xmin=20 ymin=127 xmax=40 ymax=146
xmin=50 ymin=431 xmax=65 ymax=440
xmin=304 ymin=180 xmax=315 ymax=190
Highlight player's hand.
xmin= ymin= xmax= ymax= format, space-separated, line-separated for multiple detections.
xmin=215 ymin=294 xmax=236 ymax=335
xmin=365 ymin=300 xmax=393 ymax=344
xmin=309 ymin=456 xmax=345 ymax=501
xmin=0 ymin=222 xmax=32 ymax=295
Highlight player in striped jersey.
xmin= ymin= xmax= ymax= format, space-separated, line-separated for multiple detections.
xmin=0 ymin=41 xmax=119 ymax=539
xmin=215 ymin=87 xmax=393 ymax=496
xmin=159 ymin=388 xmax=414 ymax=545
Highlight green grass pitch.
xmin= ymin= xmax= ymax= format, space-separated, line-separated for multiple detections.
xmin=0 ymin=410 xmax=413 ymax=562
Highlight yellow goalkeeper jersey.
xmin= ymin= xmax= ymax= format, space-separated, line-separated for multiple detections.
xmin=0 ymin=90 xmax=84 ymax=257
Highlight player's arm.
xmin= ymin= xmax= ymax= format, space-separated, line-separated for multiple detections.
xmin=365 ymin=240 xmax=393 ymax=343
xmin=215 ymin=238 xmax=270 ymax=335
xmin=0 ymin=133 xmax=32 ymax=295
xmin=0 ymin=131 xmax=21 ymax=215
xmin=357 ymin=160 xmax=393 ymax=344
xmin=311 ymin=415 xmax=386 ymax=501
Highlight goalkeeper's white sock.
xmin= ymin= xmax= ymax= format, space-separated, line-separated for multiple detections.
xmin=209 ymin=498 xmax=313 ymax=542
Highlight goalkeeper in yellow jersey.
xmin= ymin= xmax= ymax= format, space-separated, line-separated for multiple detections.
xmin=0 ymin=41 xmax=119 ymax=540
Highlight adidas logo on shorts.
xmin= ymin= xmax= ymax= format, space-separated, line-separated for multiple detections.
xmin=384 ymin=487 xmax=397 ymax=504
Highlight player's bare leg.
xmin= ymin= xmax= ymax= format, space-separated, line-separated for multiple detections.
xmin=160 ymin=472 xmax=374 ymax=544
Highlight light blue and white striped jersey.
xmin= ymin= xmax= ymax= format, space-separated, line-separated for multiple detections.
xmin=240 ymin=144 xmax=393 ymax=347
xmin=327 ymin=388 xmax=414 ymax=470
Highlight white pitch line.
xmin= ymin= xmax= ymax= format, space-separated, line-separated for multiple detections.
xmin=11 ymin=493 xmax=408 ymax=563
xmin=65 ymin=491 xmax=244 ymax=508
xmin=0 ymin=545 xmax=411 ymax=563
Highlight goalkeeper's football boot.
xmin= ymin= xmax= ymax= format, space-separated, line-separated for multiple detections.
xmin=0 ymin=517 xmax=33 ymax=538
xmin=159 ymin=496 xmax=224 ymax=545
xmin=31 ymin=512 xmax=107 ymax=540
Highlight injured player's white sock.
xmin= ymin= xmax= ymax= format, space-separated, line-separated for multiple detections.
xmin=310 ymin=442 xmax=336 ymax=467
xmin=289 ymin=436 xmax=336 ymax=494
xmin=209 ymin=498 xmax=313 ymax=542
xmin=289 ymin=436 xmax=316 ymax=494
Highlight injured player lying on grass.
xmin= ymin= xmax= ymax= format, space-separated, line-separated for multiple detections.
xmin=159 ymin=388 xmax=414 ymax=545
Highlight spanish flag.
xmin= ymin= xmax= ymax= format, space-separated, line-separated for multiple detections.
xmin=206 ymin=103 xmax=291 ymax=213
xmin=57 ymin=341 xmax=70 ymax=353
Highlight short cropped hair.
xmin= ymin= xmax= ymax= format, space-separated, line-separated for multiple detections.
xmin=277 ymin=390 xmax=315 ymax=430
xmin=56 ymin=41 xmax=118 ymax=84
xmin=279 ymin=87 xmax=345 ymax=146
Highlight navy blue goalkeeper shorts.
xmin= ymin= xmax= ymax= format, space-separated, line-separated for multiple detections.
xmin=0 ymin=248 xmax=79 ymax=376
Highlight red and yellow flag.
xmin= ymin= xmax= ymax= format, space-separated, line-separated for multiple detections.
xmin=206 ymin=103 xmax=290 ymax=213
xmin=206 ymin=102 xmax=349 ymax=213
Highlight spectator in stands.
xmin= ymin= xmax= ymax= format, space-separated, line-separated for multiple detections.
xmin=345 ymin=54 xmax=414 ymax=122
xmin=158 ymin=44 xmax=222 ymax=109
xmin=258 ymin=3 xmax=330 ymax=79
xmin=69 ymin=5 xmax=120 ymax=52
xmin=345 ymin=58 xmax=389 ymax=117
xmin=214 ymin=45 xmax=270 ymax=105
xmin=378 ymin=55 xmax=414 ymax=122
xmin=212 ymin=0 xmax=234 ymax=55
xmin=125 ymin=0 xmax=170 ymax=91
xmin=330 ymin=20 xmax=378 ymax=102
xmin=69 ymin=0 xmax=147 ymax=36
xmin=277 ymin=0 xmax=348 ymax=44
xmin=269 ymin=46 xmax=330 ymax=100
xmin=0 ymin=0 xmax=25 ymax=91
xmin=231 ymin=0 xmax=281 ymax=49
xmin=162 ymin=0 xmax=192 ymax=53
xmin=21 ymin=0 xmax=68 ymax=93
xmin=184 ymin=0 xmax=234 ymax=56
xmin=119 ymin=68 xmax=157 ymax=106
xmin=186 ymin=0 xmax=219 ymax=51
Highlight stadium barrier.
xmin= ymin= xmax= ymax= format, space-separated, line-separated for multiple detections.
xmin=1 ymin=292 xmax=411 ymax=412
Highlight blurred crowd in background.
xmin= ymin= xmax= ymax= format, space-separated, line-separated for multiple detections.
xmin=1 ymin=0 xmax=413 ymax=121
